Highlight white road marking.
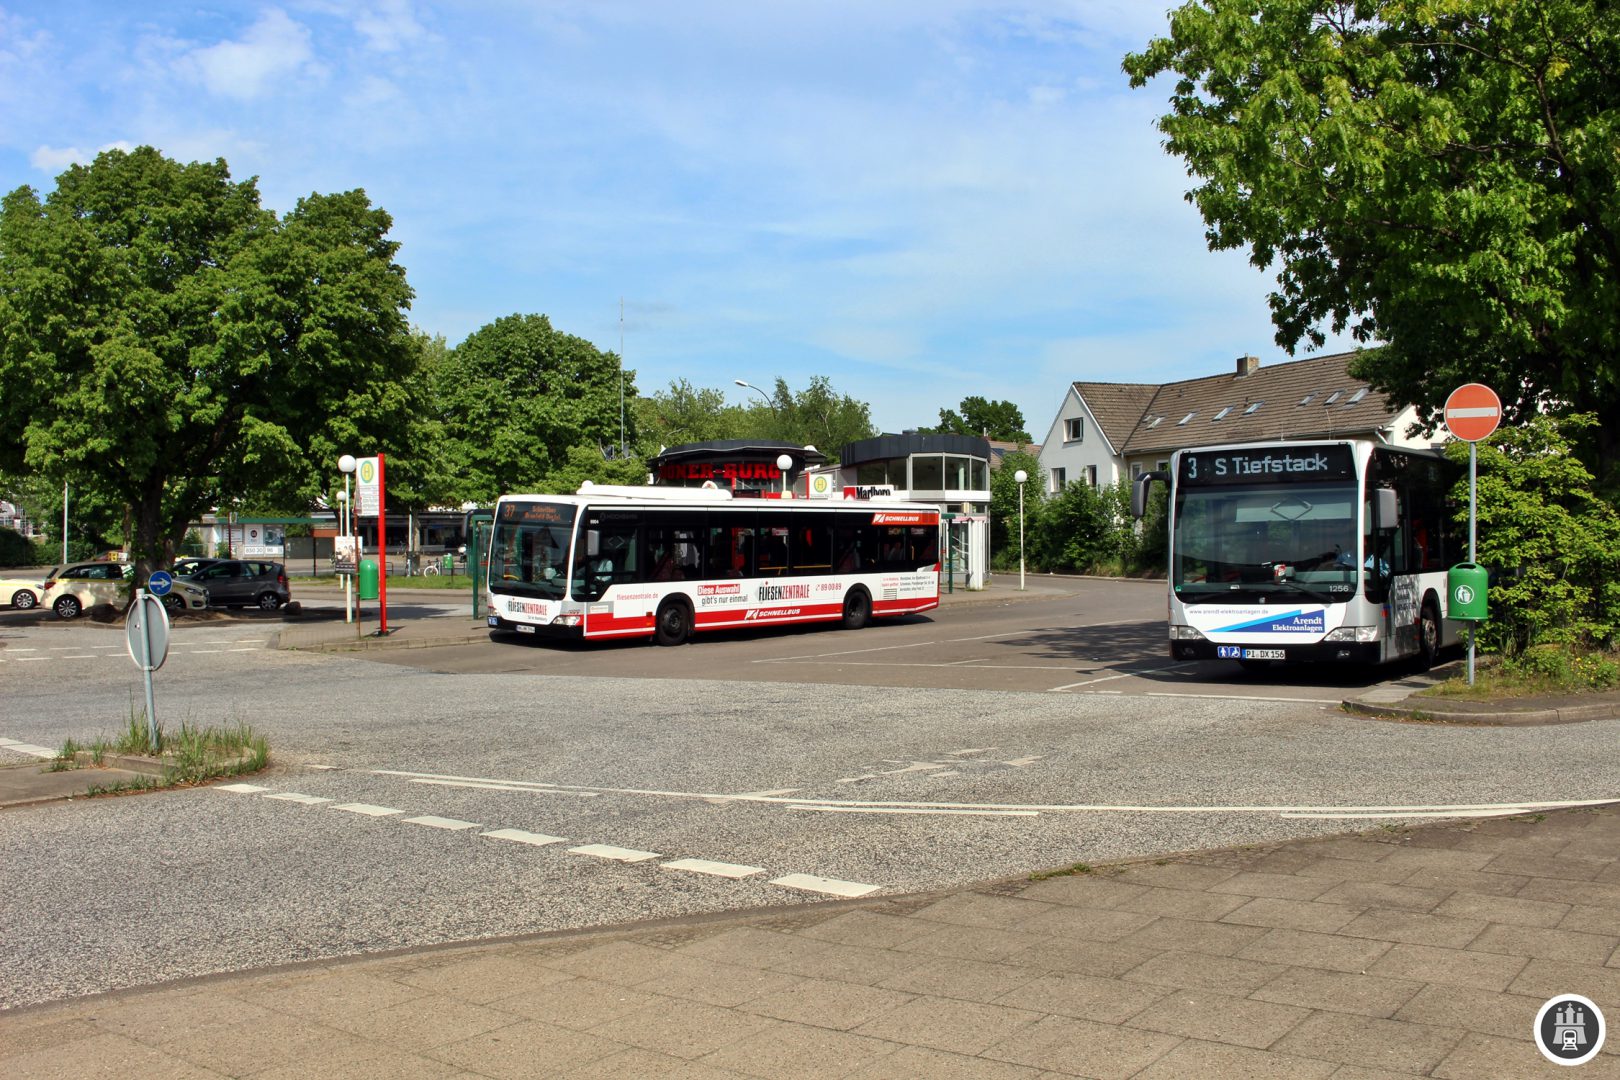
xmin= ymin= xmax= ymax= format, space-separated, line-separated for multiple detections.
xmin=0 ymin=739 xmax=56 ymax=758
xmin=1282 ymin=809 xmax=1552 ymax=820
xmin=329 ymin=803 xmax=403 ymax=817
xmin=481 ymin=828 xmax=568 ymax=846
xmin=725 ymin=788 xmax=802 ymax=798
xmin=836 ymin=761 xmax=951 ymax=783
xmin=662 ymin=858 xmax=765 ymax=879
xmin=14 ymin=657 xmax=49 ymax=662
xmin=370 ymin=769 xmax=1615 ymax=819
xmin=1143 ymin=691 xmax=1344 ymax=704
xmin=948 ymin=747 xmax=999 ymax=755
xmin=215 ymin=783 xmax=271 ymax=793
xmin=770 ymin=874 xmax=881 ymax=898
xmin=1003 ymin=756 xmax=1043 ymax=767
xmin=408 ymin=778 xmax=599 ymax=797
xmin=403 ymin=815 xmax=482 ymax=830
xmin=569 ymin=844 xmax=660 ymax=862
xmin=1048 ymin=664 xmax=1187 ymax=691
xmin=263 ymin=793 xmax=331 ymax=805
xmin=791 ymin=806 xmax=1040 ymax=817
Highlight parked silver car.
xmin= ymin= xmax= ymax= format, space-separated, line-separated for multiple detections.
xmin=175 ymin=559 xmax=291 ymax=610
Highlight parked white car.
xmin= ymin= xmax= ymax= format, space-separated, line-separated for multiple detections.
xmin=41 ymin=562 xmax=207 ymax=619
xmin=0 ymin=571 xmax=49 ymax=610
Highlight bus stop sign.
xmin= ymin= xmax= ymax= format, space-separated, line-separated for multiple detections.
xmin=1444 ymin=383 xmax=1502 ymax=442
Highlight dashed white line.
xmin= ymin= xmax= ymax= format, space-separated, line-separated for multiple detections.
xmin=403 ymin=815 xmax=482 ymax=831
xmin=662 ymin=858 xmax=765 ymax=879
xmin=568 ymin=844 xmax=661 ymax=862
xmin=329 ymin=803 xmax=403 ymax=817
xmin=481 ymin=828 xmax=568 ymax=846
xmin=770 ymin=874 xmax=881 ymax=898
xmin=264 ymin=793 xmax=332 ymax=805
xmin=215 ymin=783 xmax=271 ymax=793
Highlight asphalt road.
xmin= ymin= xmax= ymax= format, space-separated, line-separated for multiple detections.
xmin=1 ymin=581 xmax=1614 ymax=1010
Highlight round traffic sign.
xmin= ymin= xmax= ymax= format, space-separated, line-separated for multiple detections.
xmin=147 ymin=570 xmax=173 ymax=596
xmin=1444 ymin=383 xmax=1502 ymax=442
xmin=126 ymin=592 xmax=171 ymax=672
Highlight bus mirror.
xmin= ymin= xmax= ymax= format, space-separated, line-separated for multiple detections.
xmin=1132 ymin=471 xmax=1169 ymax=519
xmin=1374 ymin=488 xmax=1397 ymax=528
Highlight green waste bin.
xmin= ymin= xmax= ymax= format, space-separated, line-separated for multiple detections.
xmin=1448 ymin=562 xmax=1488 ymax=621
xmin=358 ymin=558 xmax=380 ymax=601
xmin=441 ymin=551 xmax=454 ymax=574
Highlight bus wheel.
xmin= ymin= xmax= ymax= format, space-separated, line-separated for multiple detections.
xmin=1419 ymin=598 xmax=1441 ymax=669
xmin=841 ymin=588 xmax=871 ymax=630
xmin=654 ymin=598 xmax=693 ymax=646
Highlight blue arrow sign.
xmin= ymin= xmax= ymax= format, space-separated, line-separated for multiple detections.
xmin=147 ymin=570 xmax=173 ymax=596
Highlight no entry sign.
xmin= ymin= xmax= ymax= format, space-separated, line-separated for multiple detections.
xmin=1445 ymin=383 xmax=1502 ymax=442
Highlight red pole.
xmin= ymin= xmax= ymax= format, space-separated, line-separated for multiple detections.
xmin=378 ymin=453 xmax=389 ymax=635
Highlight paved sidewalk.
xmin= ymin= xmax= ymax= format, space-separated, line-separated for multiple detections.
xmin=4 ymin=805 xmax=1617 ymax=1078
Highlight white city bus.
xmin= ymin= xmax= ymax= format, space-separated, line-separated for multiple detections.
xmin=486 ymin=483 xmax=941 ymax=645
xmin=1133 ymin=439 xmax=1464 ymax=668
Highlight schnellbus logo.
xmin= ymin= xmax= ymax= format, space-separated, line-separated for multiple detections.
xmin=1535 ymin=994 xmax=1605 ymax=1066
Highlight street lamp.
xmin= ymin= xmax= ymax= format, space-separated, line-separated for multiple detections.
xmin=733 ymin=378 xmax=771 ymax=408
xmin=1013 ymin=469 xmax=1028 ymax=591
xmin=776 ymin=453 xmax=794 ymax=496
xmin=339 ymin=455 xmax=357 ymax=624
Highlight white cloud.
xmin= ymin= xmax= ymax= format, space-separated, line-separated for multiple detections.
xmin=351 ymin=0 xmax=427 ymax=52
xmin=179 ymin=8 xmax=316 ymax=101
xmin=29 ymin=141 xmax=136 ymax=173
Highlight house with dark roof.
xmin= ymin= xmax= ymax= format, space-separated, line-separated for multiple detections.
xmin=1035 ymin=352 xmax=1431 ymax=494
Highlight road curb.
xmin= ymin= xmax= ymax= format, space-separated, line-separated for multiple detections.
xmin=1340 ymin=697 xmax=1620 ymax=726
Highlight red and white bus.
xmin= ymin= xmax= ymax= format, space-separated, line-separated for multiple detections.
xmin=485 ymin=483 xmax=941 ymax=645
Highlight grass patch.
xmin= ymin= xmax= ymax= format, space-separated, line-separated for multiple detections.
xmin=1030 ymin=861 xmax=1093 ymax=880
xmin=1421 ymin=646 xmax=1620 ymax=699
xmin=51 ymin=706 xmax=269 ymax=790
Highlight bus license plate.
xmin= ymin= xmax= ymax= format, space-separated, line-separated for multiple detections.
xmin=516 ymin=624 xmax=536 ymax=634
xmin=1219 ymin=646 xmax=1284 ymax=660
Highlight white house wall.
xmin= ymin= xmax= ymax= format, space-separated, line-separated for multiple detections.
xmin=1035 ymin=387 xmax=1122 ymax=494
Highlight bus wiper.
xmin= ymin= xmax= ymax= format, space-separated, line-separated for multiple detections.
xmin=1267 ymin=578 xmax=1338 ymax=604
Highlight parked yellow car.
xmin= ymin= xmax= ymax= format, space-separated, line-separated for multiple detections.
xmin=0 ymin=571 xmax=49 ymax=610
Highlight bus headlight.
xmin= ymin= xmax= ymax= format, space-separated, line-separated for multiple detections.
xmin=551 ymin=614 xmax=583 ymax=627
xmin=1169 ymin=624 xmax=1205 ymax=640
xmin=1324 ymin=625 xmax=1379 ymax=642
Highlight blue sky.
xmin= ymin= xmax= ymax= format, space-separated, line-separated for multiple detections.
xmin=0 ymin=1 xmax=1355 ymax=440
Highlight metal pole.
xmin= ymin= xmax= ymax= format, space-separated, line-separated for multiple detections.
xmin=138 ymin=590 xmax=158 ymax=751
xmin=343 ymin=477 xmax=353 ymax=624
xmin=377 ymin=453 xmax=389 ymax=636
xmin=1467 ymin=442 xmax=1477 ymax=685
xmin=1018 ymin=482 xmax=1026 ymax=591
xmin=62 ymin=481 xmax=68 ymax=565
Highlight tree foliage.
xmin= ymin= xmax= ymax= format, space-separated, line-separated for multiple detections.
xmin=929 ymin=397 xmax=1031 ymax=442
xmin=638 ymin=379 xmax=745 ymax=450
xmin=1125 ymin=0 xmax=1620 ymax=489
xmin=988 ymin=452 xmax=1043 ymax=570
xmin=0 ymin=147 xmax=416 ymax=581
xmin=1449 ymin=413 xmax=1620 ymax=652
xmin=744 ymin=376 xmax=878 ymax=461
xmin=428 ymin=313 xmax=635 ymax=504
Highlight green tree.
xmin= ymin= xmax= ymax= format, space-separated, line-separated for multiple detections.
xmin=1449 ymin=413 xmax=1620 ymax=653
xmin=429 ymin=314 xmax=635 ymax=504
xmin=639 ymin=379 xmax=746 ymax=449
xmin=1032 ymin=477 xmax=1117 ymax=573
xmin=930 ymin=397 xmax=1031 ymax=442
xmin=1125 ymin=0 xmax=1620 ymax=490
xmin=749 ymin=376 xmax=878 ymax=462
xmin=0 ymin=147 xmax=416 ymax=583
xmin=988 ymin=453 xmax=1043 ymax=570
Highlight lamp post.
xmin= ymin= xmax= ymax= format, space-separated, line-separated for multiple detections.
xmin=733 ymin=378 xmax=771 ymax=408
xmin=776 ymin=453 xmax=794 ymax=496
xmin=1013 ymin=469 xmax=1028 ymax=591
xmin=339 ymin=455 xmax=356 ymax=624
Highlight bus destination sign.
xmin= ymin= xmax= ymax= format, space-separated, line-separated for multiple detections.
xmin=1179 ymin=445 xmax=1354 ymax=486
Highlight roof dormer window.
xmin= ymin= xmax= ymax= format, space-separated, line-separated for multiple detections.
xmin=1244 ymin=401 xmax=1264 ymax=415
xmin=1177 ymin=412 xmax=1196 ymax=425
xmin=1212 ymin=406 xmax=1233 ymax=420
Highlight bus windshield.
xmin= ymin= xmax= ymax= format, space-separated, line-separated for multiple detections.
xmin=489 ymin=500 xmax=577 ymax=601
xmin=1173 ymin=482 xmax=1359 ymax=601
